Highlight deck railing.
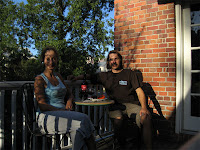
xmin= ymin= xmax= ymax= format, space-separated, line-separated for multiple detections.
xmin=0 ymin=81 xmax=113 ymax=150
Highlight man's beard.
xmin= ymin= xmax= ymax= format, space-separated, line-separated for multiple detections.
xmin=111 ymin=63 xmax=121 ymax=70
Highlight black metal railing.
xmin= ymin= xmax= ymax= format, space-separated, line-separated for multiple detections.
xmin=0 ymin=81 xmax=113 ymax=150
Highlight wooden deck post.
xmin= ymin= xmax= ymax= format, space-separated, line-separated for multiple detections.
xmin=0 ymin=90 xmax=5 ymax=150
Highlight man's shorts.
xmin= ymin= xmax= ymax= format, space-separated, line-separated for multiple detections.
xmin=109 ymin=103 xmax=141 ymax=128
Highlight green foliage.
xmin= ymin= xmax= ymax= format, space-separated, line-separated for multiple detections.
xmin=0 ymin=0 xmax=18 ymax=50
xmin=0 ymin=46 xmax=40 ymax=81
xmin=19 ymin=58 xmax=43 ymax=80
xmin=0 ymin=0 xmax=38 ymax=81
xmin=0 ymin=0 xmax=114 ymax=81
xmin=22 ymin=0 xmax=114 ymax=78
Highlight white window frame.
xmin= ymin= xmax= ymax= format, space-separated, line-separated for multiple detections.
xmin=175 ymin=2 xmax=183 ymax=134
xmin=175 ymin=1 xmax=200 ymax=134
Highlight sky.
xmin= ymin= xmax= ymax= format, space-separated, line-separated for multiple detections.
xmin=12 ymin=0 xmax=114 ymax=56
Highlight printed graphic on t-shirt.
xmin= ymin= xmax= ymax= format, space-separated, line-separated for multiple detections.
xmin=119 ymin=80 xmax=127 ymax=85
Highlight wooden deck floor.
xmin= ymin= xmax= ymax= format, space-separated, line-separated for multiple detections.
xmin=96 ymin=135 xmax=185 ymax=150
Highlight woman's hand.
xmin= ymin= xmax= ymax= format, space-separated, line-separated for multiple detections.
xmin=65 ymin=100 xmax=73 ymax=110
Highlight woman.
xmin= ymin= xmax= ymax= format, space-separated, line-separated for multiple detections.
xmin=34 ymin=46 xmax=96 ymax=150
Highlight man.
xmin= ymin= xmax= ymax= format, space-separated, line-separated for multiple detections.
xmin=71 ymin=50 xmax=153 ymax=149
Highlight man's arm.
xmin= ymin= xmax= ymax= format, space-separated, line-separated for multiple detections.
xmin=136 ymin=87 xmax=151 ymax=116
xmin=67 ymin=74 xmax=91 ymax=81
xmin=67 ymin=73 xmax=101 ymax=85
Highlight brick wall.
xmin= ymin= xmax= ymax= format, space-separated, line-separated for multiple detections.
xmin=114 ymin=0 xmax=176 ymax=137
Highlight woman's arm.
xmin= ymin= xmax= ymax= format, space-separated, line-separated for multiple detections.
xmin=34 ymin=76 xmax=63 ymax=111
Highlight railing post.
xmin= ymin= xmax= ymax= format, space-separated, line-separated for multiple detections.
xmin=74 ymin=85 xmax=80 ymax=100
xmin=11 ymin=90 xmax=17 ymax=150
xmin=88 ymin=106 xmax=91 ymax=118
xmin=104 ymin=106 xmax=108 ymax=132
xmin=22 ymin=90 xmax=27 ymax=150
xmin=94 ymin=106 xmax=97 ymax=136
xmin=0 ymin=90 xmax=5 ymax=150
xmin=99 ymin=106 xmax=103 ymax=134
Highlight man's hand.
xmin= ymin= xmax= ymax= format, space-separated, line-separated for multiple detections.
xmin=140 ymin=107 xmax=151 ymax=118
xmin=67 ymin=75 xmax=76 ymax=81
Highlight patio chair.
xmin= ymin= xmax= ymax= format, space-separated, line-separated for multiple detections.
xmin=19 ymin=83 xmax=71 ymax=150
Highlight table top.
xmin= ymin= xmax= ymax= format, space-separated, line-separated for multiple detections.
xmin=75 ymin=99 xmax=114 ymax=106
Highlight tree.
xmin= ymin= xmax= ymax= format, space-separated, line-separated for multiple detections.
xmin=0 ymin=0 xmax=23 ymax=80
xmin=19 ymin=0 xmax=114 ymax=78
xmin=0 ymin=0 xmax=114 ymax=81
xmin=0 ymin=0 xmax=33 ymax=58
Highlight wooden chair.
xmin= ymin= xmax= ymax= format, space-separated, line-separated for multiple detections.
xmin=19 ymin=83 xmax=71 ymax=150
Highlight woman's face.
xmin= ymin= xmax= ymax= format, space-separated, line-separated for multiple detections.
xmin=44 ymin=50 xmax=58 ymax=71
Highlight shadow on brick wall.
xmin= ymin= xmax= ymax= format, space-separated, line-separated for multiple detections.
xmin=114 ymin=3 xmax=145 ymax=69
xmin=135 ymin=69 xmax=172 ymax=139
xmin=157 ymin=0 xmax=174 ymax=4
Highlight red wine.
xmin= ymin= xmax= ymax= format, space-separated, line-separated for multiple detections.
xmin=80 ymin=74 xmax=88 ymax=100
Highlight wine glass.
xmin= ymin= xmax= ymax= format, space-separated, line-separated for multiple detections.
xmin=88 ymin=87 xmax=95 ymax=98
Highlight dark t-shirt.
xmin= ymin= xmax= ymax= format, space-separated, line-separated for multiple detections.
xmin=92 ymin=69 xmax=142 ymax=104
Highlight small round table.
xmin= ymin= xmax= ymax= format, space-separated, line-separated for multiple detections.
xmin=75 ymin=99 xmax=114 ymax=138
xmin=75 ymin=99 xmax=114 ymax=106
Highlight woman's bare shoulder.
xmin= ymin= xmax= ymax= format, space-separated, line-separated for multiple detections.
xmin=34 ymin=75 xmax=45 ymax=85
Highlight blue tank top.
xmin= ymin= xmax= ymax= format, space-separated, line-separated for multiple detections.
xmin=40 ymin=73 xmax=67 ymax=109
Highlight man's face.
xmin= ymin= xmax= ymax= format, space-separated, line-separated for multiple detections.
xmin=108 ymin=53 xmax=121 ymax=70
